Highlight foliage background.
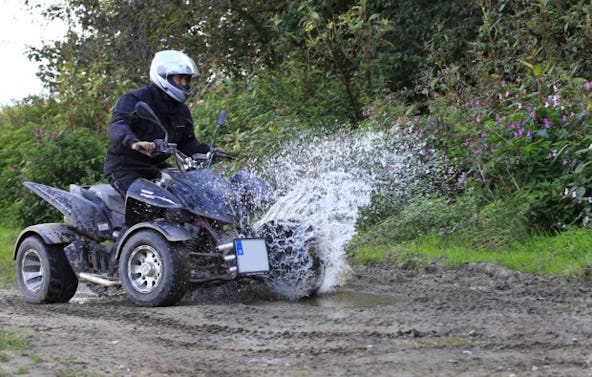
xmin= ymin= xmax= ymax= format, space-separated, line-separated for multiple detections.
xmin=2 ymin=0 xmax=591 ymax=260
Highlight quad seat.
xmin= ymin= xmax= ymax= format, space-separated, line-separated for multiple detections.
xmin=69 ymin=184 xmax=126 ymax=231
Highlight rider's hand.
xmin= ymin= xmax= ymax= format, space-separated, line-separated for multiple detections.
xmin=131 ymin=141 xmax=156 ymax=157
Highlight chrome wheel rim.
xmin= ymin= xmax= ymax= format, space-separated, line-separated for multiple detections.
xmin=127 ymin=245 xmax=163 ymax=293
xmin=21 ymin=249 xmax=43 ymax=292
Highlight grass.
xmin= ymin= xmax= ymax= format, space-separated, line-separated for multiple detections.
xmin=0 ymin=328 xmax=37 ymax=377
xmin=0 ymin=229 xmax=34 ymax=374
xmin=0 ymin=328 xmax=32 ymax=353
xmin=351 ymin=227 xmax=592 ymax=279
xmin=0 ymin=228 xmax=18 ymax=288
xmin=0 ymin=328 xmax=34 ymax=374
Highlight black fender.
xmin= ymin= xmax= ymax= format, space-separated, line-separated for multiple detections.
xmin=23 ymin=181 xmax=111 ymax=241
xmin=115 ymin=220 xmax=195 ymax=260
xmin=126 ymin=178 xmax=182 ymax=209
xmin=125 ymin=178 xmax=183 ymax=226
xmin=13 ymin=223 xmax=78 ymax=260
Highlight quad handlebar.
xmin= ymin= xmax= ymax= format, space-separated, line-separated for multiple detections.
xmin=133 ymin=101 xmax=232 ymax=172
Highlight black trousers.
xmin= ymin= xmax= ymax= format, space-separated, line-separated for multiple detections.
xmin=107 ymin=169 xmax=160 ymax=196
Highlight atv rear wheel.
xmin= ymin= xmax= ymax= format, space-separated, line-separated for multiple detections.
xmin=119 ymin=230 xmax=190 ymax=307
xmin=15 ymin=236 xmax=78 ymax=304
xmin=258 ymin=220 xmax=324 ymax=300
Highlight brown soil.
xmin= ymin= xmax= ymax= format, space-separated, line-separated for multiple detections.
xmin=1 ymin=262 xmax=592 ymax=377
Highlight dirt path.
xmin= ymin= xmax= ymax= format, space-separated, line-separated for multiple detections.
xmin=1 ymin=262 xmax=592 ymax=377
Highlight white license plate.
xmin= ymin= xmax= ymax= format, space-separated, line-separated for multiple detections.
xmin=234 ymin=239 xmax=269 ymax=275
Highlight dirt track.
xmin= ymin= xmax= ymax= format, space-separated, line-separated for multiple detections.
xmin=1 ymin=262 xmax=592 ymax=377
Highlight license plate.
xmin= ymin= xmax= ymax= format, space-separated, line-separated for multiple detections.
xmin=234 ymin=239 xmax=269 ymax=275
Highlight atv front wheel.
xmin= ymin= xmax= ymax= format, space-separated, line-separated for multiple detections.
xmin=15 ymin=236 xmax=78 ymax=304
xmin=258 ymin=220 xmax=324 ymax=300
xmin=119 ymin=230 xmax=190 ymax=307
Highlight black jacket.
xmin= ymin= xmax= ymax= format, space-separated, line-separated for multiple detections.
xmin=103 ymin=84 xmax=210 ymax=181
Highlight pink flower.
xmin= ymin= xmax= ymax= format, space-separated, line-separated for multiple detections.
xmin=529 ymin=109 xmax=536 ymax=119
xmin=362 ymin=106 xmax=375 ymax=117
xmin=456 ymin=172 xmax=468 ymax=187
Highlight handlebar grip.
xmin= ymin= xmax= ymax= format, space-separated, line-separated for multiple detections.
xmin=215 ymin=150 xmax=235 ymax=160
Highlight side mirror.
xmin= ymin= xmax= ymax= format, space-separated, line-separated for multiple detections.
xmin=135 ymin=102 xmax=161 ymax=126
xmin=134 ymin=101 xmax=168 ymax=143
xmin=216 ymin=109 xmax=227 ymax=127
xmin=210 ymin=109 xmax=227 ymax=147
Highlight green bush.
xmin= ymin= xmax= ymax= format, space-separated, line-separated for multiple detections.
xmin=190 ymin=63 xmax=355 ymax=169
xmin=1 ymin=127 xmax=105 ymax=227
xmin=352 ymin=194 xmax=456 ymax=252
xmin=459 ymin=193 xmax=533 ymax=251
xmin=463 ymin=76 xmax=590 ymax=230
xmin=398 ymin=70 xmax=591 ymax=233
xmin=349 ymin=188 xmax=534 ymax=255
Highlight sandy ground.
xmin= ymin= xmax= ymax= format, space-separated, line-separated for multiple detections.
xmin=1 ymin=262 xmax=592 ymax=377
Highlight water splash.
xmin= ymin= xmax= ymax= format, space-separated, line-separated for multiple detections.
xmin=255 ymin=129 xmax=424 ymax=293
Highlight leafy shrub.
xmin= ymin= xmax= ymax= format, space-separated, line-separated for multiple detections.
xmin=349 ymin=188 xmax=533 ymax=255
xmin=459 ymin=193 xmax=533 ymax=251
xmin=391 ymin=193 xmax=480 ymax=243
xmin=189 ymin=63 xmax=354 ymax=168
xmin=2 ymin=126 xmax=105 ymax=227
xmin=353 ymin=68 xmax=591 ymax=248
xmin=454 ymin=75 xmax=591 ymax=230
xmin=349 ymin=190 xmax=476 ymax=253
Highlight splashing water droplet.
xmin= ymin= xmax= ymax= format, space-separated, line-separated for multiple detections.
xmin=254 ymin=129 xmax=423 ymax=293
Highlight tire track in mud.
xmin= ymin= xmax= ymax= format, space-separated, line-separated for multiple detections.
xmin=17 ymin=291 xmax=413 ymax=350
xmin=0 ymin=284 xmax=446 ymax=377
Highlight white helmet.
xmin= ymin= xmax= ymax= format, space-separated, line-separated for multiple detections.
xmin=149 ymin=50 xmax=199 ymax=102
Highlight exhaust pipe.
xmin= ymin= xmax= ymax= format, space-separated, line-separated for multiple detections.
xmin=79 ymin=272 xmax=121 ymax=287
xmin=216 ymin=242 xmax=234 ymax=253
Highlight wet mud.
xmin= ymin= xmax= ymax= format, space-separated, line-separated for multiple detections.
xmin=1 ymin=262 xmax=592 ymax=376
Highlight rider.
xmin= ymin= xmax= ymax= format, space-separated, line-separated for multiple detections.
xmin=103 ymin=49 xmax=211 ymax=195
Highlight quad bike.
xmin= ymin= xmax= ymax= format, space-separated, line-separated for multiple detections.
xmin=13 ymin=102 xmax=324 ymax=306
